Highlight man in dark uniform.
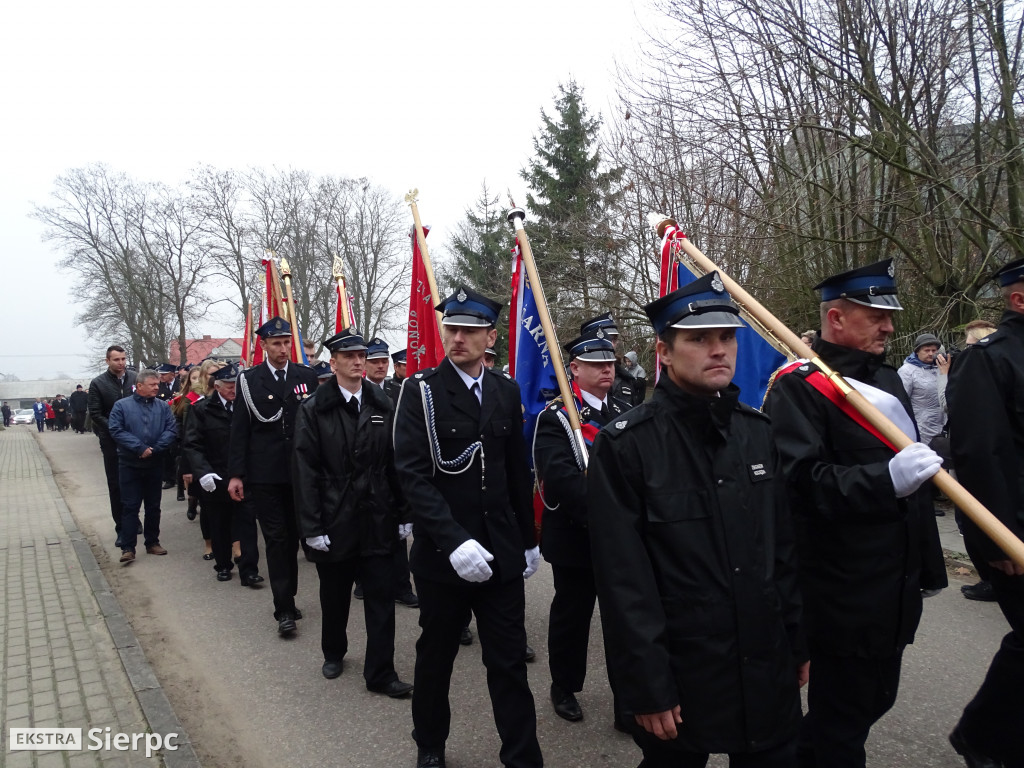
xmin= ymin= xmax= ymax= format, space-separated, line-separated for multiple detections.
xmin=293 ymin=327 xmax=414 ymax=695
xmin=763 ymin=259 xmax=947 ymax=768
xmin=394 ymin=286 xmax=542 ymax=768
xmin=183 ymin=363 xmax=262 ymax=585
xmin=589 ymin=273 xmax=807 ymax=767
xmin=533 ymin=326 xmax=631 ymax=723
xmin=89 ymin=345 xmax=138 ymax=547
xmin=228 ymin=317 xmax=319 ymax=636
xmin=69 ymin=385 xmax=88 ymax=433
xmin=52 ymin=394 xmax=70 ymax=431
xmin=579 ymin=313 xmax=646 ymax=406
xmin=155 ymin=363 xmax=179 ymax=489
xmin=383 ymin=348 xmax=407 ymax=405
xmin=946 ymin=258 xmax=1024 ymax=768
xmin=365 ymin=337 xmax=391 ymax=388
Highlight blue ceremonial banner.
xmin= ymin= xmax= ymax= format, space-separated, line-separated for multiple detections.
xmin=675 ymin=263 xmax=786 ymax=408
xmin=510 ymin=248 xmax=560 ymax=453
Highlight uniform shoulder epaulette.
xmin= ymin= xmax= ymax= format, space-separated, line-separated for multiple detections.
xmin=599 ymin=403 xmax=656 ymax=438
xmin=736 ymin=401 xmax=771 ymax=422
xmin=975 ymin=328 xmax=1008 ymax=346
xmin=485 ymin=367 xmax=516 ymax=386
xmin=411 ymin=366 xmax=440 ymax=381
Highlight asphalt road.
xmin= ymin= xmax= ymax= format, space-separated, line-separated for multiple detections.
xmin=33 ymin=427 xmax=1006 ymax=768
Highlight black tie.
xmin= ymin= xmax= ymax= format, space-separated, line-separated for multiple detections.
xmin=275 ymin=369 xmax=285 ymax=384
xmin=600 ymin=403 xmax=610 ymax=420
xmin=226 ymin=401 xmax=233 ymax=415
xmin=345 ymin=396 xmax=359 ymax=417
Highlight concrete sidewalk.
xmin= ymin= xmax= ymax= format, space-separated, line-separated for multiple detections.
xmin=0 ymin=428 xmax=198 ymax=767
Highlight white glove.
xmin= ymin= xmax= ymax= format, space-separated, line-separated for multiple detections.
xmin=523 ymin=546 xmax=541 ymax=579
xmin=305 ymin=535 xmax=331 ymax=552
xmin=888 ymin=442 xmax=942 ymax=498
xmin=199 ymin=473 xmax=222 ymax=493
xmin=398 ymin=523 xmax=413 ymax=541
xmin=449 ymin=539 xmax=494 ymax=582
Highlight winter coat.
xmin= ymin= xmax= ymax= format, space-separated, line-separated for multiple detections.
xmin=292 ymin=379 xmax=410 ymax=562
xmin=764 ymin=337 xmax=947 ymax=659
xmin=588 ymin=377 xmax=805 ymax=754
xmin=88 ymin=369 xmax=137 ymax=439
xmin=897 ymin=354 xmax=944 ymax=445
xmin=108 ymin=393 xmax=178 ymax=468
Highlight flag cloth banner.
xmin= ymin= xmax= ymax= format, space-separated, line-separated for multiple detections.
xmin=406 ymin=226 xmax=444 ymax=376
xmin=509 ymin=240 xmax=560 ymax=449
xmin=673 ymin=259 xmax=786 ymax=408
xmin=335 ymin=283 xmax=356 ymax=334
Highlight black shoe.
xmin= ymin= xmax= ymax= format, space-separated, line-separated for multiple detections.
xmin=176 ymin=491 xmax=185 ymax=502
xmin=949 ymin=726 xmax=1003 ymax=768
xmin=416 ymin=748 xmax=446 ymax=768
xmin=353 ymin=584 xmax=364 ymax=599
xmin=551 ymin=684 xmax=583 ymax=722
xmin=367 ymin=679 xmax=414 ymax=698
xmin=277 ymin=611 xmax=297 ymax=636
xmin=459 ymin=627 xmax=473 ymax=646
xmin=935 ymin=509 xmax=946 ymax=516
xmin=322 ymin=660 xmax=343 ymax=679
xmin=962 ymin=581 xmax=997 ymax=602
xmin=240 ymin=573 xmax=264 ymax=587
xmin=186 ymin=502 xmax=198 ymax=521
xmin=396 ymin=592 xmax=419 ymax=608
xmin=525 ymin=643 xmax=536 ymax=662
xmin=294 ymin=608 xmax=303 ymax=620
xmin=162 ymin=480 xmax=175 ymax=489
xmin=202 ymin=552 xmax=215 ymax=560
xmin=216 ymin=570 xmax=232 ymax=582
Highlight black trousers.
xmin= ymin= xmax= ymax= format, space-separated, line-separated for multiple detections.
xmin=98 ymin=435 xmax=123 ymax=535
xmin=119 ymin=462 xmax=163 ymax=550
xmin=316 ymin=555 xmax=398 ymax=688
xmin=548 ymin=563 xmax=597 ymax=693
xmin=233 ymin=498 xmax=260 ymax=580
xmin=956 ymin=570 xmax=1024 ymax=766
xmin=393 ymin=538 xmax=414 ymax=596
xmin=796 ymin=652 xmax=903 ymax=768
xmin=248 ymin=483 xmax=299 ymax=615
xmin=71 ymin=411 xmax=86 ymax=433
xmin=637 ymin=734 xmax=797 ymax=768
xmin=412 ymin=576 xmax=542 ymax=768
xmin=201 ymin=485 xmax=235 ymax=572
xmin=162 ymin=442 xmax=178 ymax=484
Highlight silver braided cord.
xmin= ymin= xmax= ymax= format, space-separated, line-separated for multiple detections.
xmin=239 ymin=370 xmax=283 ymax=424
xmin=419 ymin=381 xmax=482 ymax=475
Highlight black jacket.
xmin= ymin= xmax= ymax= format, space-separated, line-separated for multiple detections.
xmin=533 ymin=391 xmax=630 ymax=568
xmin=293 ymin=380 xmax=410 ymax=562
xmin=88 ymin=369 xmax=138 ymax=439
xmin=588 ymin=378 xmax=804 ymax=753
xmin=611 ymin=362 xmax=645 ymax=407
xmin=383 ymin=376 xmax=403 ymax=407
xmin=183 ymin=395 xmax=232 ymax=482
xmin=393 ymin=358 xmax=536 ymax=585
xmin=228 ymin=362 xmax=319 ymax=484
xmin=68 ymin=390 xmax=88 ymax=414
xmin=947 ymin=310 xmax=1024 ymax=562
xmin=763 ymin=337 xmax=947 ymax=658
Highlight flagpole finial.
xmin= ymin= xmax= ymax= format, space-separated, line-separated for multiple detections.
xmin=507 ymin=207 xmax=526 ymax=226
xmin=404 ymin=189 xmax=419 ymax=204
xmin=332 ymin=254 xmax=345 ymax=281
xmin=648 ymin=213 xmax=677 ymax=238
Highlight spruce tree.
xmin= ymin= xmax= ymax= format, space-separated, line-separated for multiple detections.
xmin=520 ymin=80 xmax=623 ymax=326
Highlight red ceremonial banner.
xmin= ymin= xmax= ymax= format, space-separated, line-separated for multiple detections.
xmin=406 ymin=226 xmax=444 ymax=375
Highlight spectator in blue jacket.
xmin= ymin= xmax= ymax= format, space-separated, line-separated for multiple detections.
xmin=108 ymin=369 xmax=177 ymax=563
xmin=32 ymin=398 xmax=47 ymax=433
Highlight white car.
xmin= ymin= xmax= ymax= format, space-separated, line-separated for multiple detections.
xmin=11 ymin=409 xmax=35 ymax=425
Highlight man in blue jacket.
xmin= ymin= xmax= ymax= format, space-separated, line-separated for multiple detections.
xmin=108 ymin=369 xmax=178 ymax=564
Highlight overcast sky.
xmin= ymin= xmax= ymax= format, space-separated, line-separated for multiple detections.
xmin=0 ymin=1 xmax=651 ymax=380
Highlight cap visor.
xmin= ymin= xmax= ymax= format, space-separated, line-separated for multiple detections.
xmin=846 ymin=295 xmax=903 ymax=310
xmin=670 ymin=311 xmax=745 ymax=329
xmin=573 ymin=350 xmax=618 ymax=362
xmin=365 ymin=353 xmax=390 ymax=360
xmin=441 ymin=314 xmax=492 ymax=327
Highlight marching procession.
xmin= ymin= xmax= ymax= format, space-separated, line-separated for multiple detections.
xmin=78 ymin=203 xmax=1024 ymax=768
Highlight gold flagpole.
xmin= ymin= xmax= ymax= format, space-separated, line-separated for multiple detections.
xmin=404 ymin=189 xmax=444 ymax=330
xmin=332 ymin=255 xmax=351 ymax=332
xmin=650 ymin=213 xmax=1024 ymax=569
xmin=508 ymin=207 xmax=589 ymax=469
xmin=278 ymin=257 xmax=304 ymax=361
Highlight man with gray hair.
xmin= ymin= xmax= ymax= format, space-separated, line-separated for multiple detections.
xmin=108 ymin=369 xmax=177 ymax=564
